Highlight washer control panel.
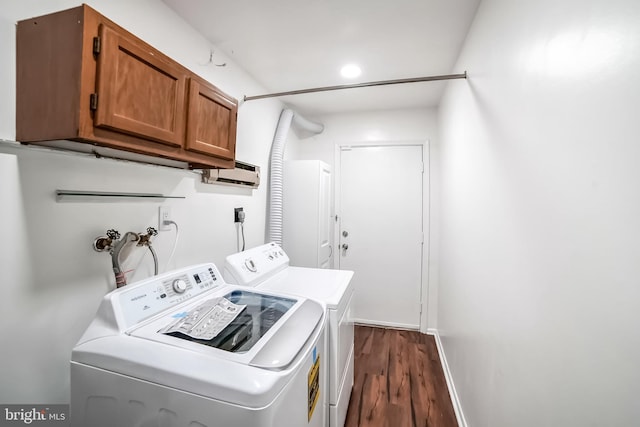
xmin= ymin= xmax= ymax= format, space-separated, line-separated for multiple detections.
xmin=224 ymin=242 xmax=289 ymax=286
xmin=118 ymin=263 xmax=224 ymax=327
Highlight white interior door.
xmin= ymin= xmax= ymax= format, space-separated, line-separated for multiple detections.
xmin=339 ymin=144 xmax=423 ymax=329
xmin=318 ymin=163 xmax=332 ymax=268
xmin=283 ymin=161 xmax=333 ymax=268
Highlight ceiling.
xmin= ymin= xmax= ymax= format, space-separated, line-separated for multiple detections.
xmin=162 ymin=0 xmax=480 ymax=116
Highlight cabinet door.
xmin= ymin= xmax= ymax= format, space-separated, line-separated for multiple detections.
xmin=283 ymin=161 xmax=333 ymax=268
xmin=185 ymin=78 xmax=237 ymax=160
xmin=94 ymin=24 xmax=187 ymax=147
xmin=317 ymin=162 xmax=332 ymax=268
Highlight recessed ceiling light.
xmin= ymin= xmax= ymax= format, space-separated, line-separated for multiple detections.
xmin=340 ymin=64 xmax=361 ymax=79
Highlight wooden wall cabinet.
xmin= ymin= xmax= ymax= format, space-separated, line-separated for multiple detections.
xmin=16 ymin=4 xmax=237 ymax=169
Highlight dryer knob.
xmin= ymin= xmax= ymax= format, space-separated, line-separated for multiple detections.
xmin=172 ymin=279 xmax=187 ymax=294
xmin=245 ymin=259 xmax=258 ymax=273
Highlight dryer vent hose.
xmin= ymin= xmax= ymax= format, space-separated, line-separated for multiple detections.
xmin=267 ymin=109 xmax=324 ymax=246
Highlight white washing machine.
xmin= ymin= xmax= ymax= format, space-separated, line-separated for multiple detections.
xmin=224 ymin=243 xmax=354 ymax=427
xmin=71 ymin=263 xmax=326 ymax=427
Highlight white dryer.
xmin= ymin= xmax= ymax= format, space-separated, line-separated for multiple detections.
xmin=224 ymin=243 xmax=354 ymax=427
xmin=71 ymin=263 xmax=326 ymax=427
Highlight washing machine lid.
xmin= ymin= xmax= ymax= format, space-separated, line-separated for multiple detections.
xmin=155 ymin=289 xmax=297 ymax=354
xmin=258 ymin=267 xmax=354 ymax=309
xmin=72 ymin=288 xmax=324 ymax=407
xmin=126 ymin=288 xmax=321 ymax=368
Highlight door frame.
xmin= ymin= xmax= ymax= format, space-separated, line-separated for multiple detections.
xmin=334 ymin=139 xmax=431 ymax=333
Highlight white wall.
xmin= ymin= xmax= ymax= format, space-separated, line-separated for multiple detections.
xmin=437 ymin=0 xmax=640 ymax=425
xmin=0 ymin=0 xmax=293 ymax=404
xmin=288 ymin=108 xmax=441 ymax=331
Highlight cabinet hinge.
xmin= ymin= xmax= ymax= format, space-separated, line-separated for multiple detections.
xmin=89 ymin=93 xmax=98 ymax=111
xmin=93 ymin=36 xmax=101 ymax=55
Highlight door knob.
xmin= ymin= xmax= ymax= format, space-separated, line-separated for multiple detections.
xmin=341 ymin=243 xmax=349 ymax=250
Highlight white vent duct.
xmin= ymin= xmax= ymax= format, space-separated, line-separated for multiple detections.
xmin=267 ymin=109 xmax=324 ymax=245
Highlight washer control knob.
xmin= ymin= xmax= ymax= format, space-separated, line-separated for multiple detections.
xmin=172 ymin=279 xmax=187 ymax=294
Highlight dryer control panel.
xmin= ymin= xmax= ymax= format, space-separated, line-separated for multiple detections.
xmin=224 ymin=242 xmax=289 ymax=287
xmin=116 ymin=263 xmax=225 ymax=328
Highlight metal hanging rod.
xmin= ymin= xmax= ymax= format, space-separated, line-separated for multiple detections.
xmin=244 ymin=71 xmax=467 ymax=102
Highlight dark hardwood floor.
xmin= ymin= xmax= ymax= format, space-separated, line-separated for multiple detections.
xmin=345 ymin=326 xmax=458 ymax=427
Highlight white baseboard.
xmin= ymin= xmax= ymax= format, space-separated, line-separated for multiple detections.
xmin=427 ymin=328 xmax=467 ymax=427
xmin=353 ymin=319 xmax=420 ymax=331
